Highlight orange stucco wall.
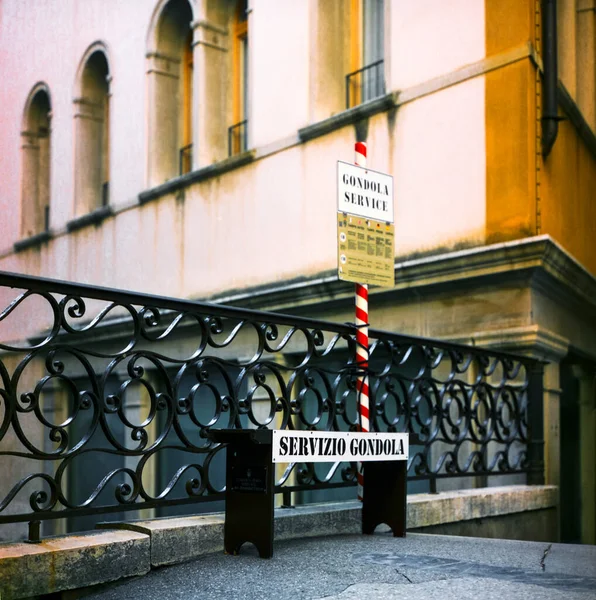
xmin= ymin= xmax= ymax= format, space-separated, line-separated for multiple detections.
xmin=485 ymin=0 xmax=596 ymax=275
xmin=540 ymin=118 xmax=596 ymax=275
xmin=485 ymin=0 xmax=538 ymax=243
xmin=485 ymin=59 xmax=538 ymax=243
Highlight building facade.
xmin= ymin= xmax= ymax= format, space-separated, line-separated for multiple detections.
xmin=0 ymin=0 xmax=595 ymax=543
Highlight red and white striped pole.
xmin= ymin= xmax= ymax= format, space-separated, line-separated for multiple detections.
xmin=354 ymin=141 xmax=369 ymax=502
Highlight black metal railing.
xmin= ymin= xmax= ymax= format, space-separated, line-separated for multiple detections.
xmin=346 ymin=60 xmax=386 ymax=109
xmin=101 ymin=181 xmax=109 ymax=207
xmin=179 ymin=144 xmax=192 ymax=175
xmin=0 ymin=271 xmax=544 ymax=539
xmin=228 ymin=120 xmax=248 ymax=157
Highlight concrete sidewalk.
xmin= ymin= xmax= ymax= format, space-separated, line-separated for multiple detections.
xmin=85 ymin=533 xmax=596 ymax=600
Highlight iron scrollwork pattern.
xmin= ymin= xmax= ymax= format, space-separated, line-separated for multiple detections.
xmin=0 ymin=271 xmax=543 ymax=534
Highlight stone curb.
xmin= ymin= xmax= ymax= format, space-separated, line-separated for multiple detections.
xmin=407 ymin=484 xmax=558 ymax=528
xmin=0 ymin=530 xmax=150 ymax=600
xmin=96 ymin=514 xmax=225 ymax=567
xmin=96 ymin=501 xmax=365 ymax=567
xmin=97 ymin=484 xmax=557 ymax=568
xmin=0 ymin=485 xmax=557 ymax=599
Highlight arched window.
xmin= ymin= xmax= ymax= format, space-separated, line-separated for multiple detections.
xmin=20 ymin=85 xmax=51 ymax=238
xmin=229 ymin=0 xmax=249 ymax=156
xmin=147 ymin=0 xmax=194 ymax=186
xmin=74 ymin=47 xmax=110 ymax=216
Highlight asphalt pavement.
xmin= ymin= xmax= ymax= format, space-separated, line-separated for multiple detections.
xmin=85 ymin=532 xmax=596 ymax=600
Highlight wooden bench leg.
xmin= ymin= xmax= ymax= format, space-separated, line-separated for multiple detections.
xmin=362 ymin=460 xmax=407 ymax=537
xmin=224 ymin=442 xmax=274 ymax=558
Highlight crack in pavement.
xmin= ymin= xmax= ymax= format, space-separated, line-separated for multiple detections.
xmin=540 ymin=544 xmax=552 ymax=571
xmin=395 ymin=570 xmax=413 ymax=584
xmin=354 ymin=551 xmax=596 ymax=592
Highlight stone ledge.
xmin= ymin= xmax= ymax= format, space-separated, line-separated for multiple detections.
xmin=96 ymin=514 xmax=225 ymax=568
xmin=298 ymin=93 xmax=397 ymax=143
xmin=13 ymin=231 xmax=52 ymax=253
xmin=97 ymin=484 xmax=556 ymax=568
xmin=0 ymin=530 xmax=150 ymax=600
xmin=274 ymin=500 xmax=361 ymax=543
xmin=406 ymin=484 xmax=558 ymax=528
xmin=0 ymin=485 xmax=557 ymax=598
xmin=138 ymin=150 xmax=256 ymax=205
xmin=97 ymin=503 xmax=363 ymax=568
xmin=66 ymin=205 xmax=113 ymax=233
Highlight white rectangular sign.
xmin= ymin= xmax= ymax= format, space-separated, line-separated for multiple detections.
xmin=271 ymin=430 xmax=408 ymax=463
xmin=337 ymin=161 xmax=394 ymax=223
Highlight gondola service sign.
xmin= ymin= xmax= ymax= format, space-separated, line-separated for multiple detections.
xmin=337 ymin=161 xmax=395 ymax=288
xmin=272 ymin=430 xmax=408 ymax=463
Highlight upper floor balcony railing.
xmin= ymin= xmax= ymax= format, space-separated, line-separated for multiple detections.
xmin=179 ymin=144 xmax=192 ymax=176
xmin=228 ymin=120 xmax=248 ymax=157
xmin=346 ymin=60 xmax=386 ymax=109
xmin=101 ymin=181 xmax=109 ymax=207
xmin=0 ymin=271 xmax=544 ymax=541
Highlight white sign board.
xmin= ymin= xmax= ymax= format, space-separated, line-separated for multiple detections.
xmin=337 ymin=161 xmax=394 ymax=223
xmin=272 ymin=430 xmax=408 ymax=463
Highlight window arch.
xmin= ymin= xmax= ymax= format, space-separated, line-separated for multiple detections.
xmin=73 ymin=45 xmax=111 ymax=216
xmin=20 ymin=84 xmax=51 ymax=238
xmin=147 ymin=0 xmax=194 ymax=185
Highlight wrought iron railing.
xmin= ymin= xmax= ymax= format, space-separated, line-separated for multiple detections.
xmin=101 ymin=181 xmax=109 ymax=207
xmin=228 ymin=120 xmax=248 ymax=157
xmin=346 ymin=60 xmax=386 ymax=109
xmin=179 ymin=144 xmax=192 ymax=175
xmin=0 ymin=271 xmax=544 ymax=540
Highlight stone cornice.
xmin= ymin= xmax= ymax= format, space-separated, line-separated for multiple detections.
xmin=205 ymin=236 xmax=595 ymax=361
xmin=16 ymin=236 xmax=593 ymax=362
xmin=209 ymin=236 xmax=596 ymax=318
xmin=448 ymin=325 xmax=570 ymax=362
